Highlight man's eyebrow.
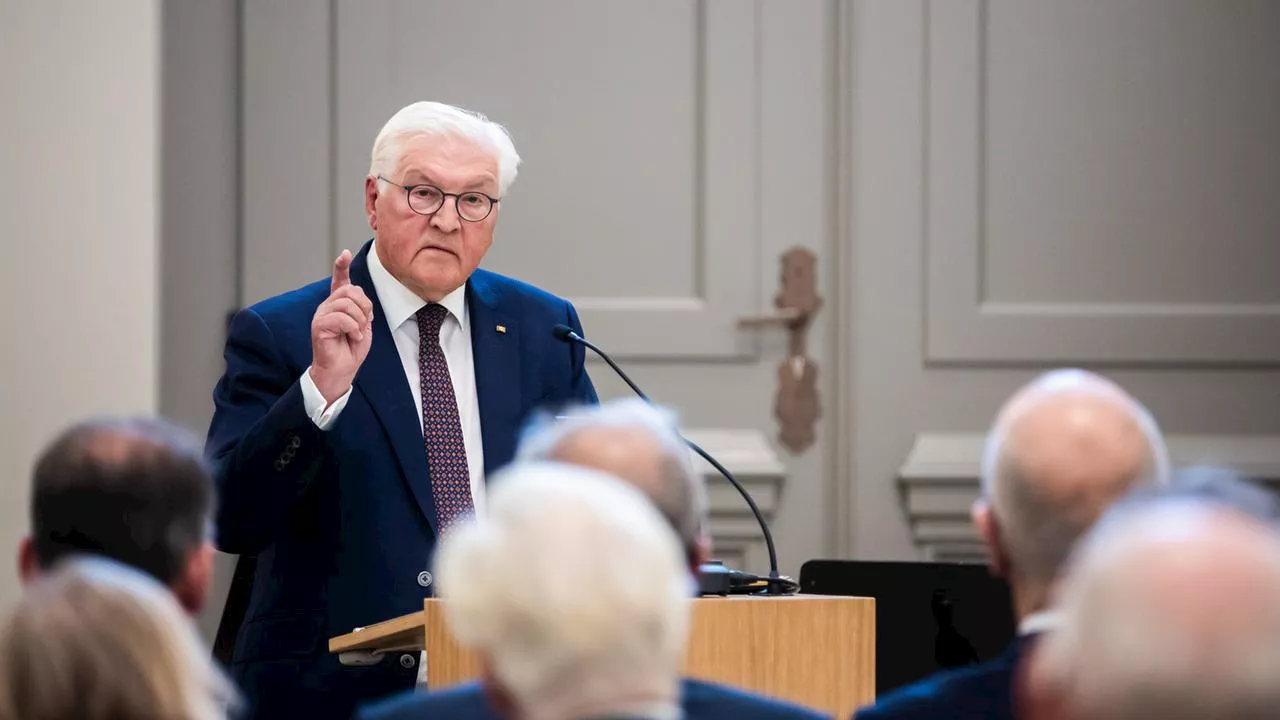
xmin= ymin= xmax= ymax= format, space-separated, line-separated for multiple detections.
xmin=401 ymin=170 xmax=496 ymax=193
xmin=400 ymin=170 xmax=434 ymax=185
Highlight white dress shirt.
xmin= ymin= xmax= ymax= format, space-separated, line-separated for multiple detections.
xmin=299 ymin=242 xmax=486 ymax=515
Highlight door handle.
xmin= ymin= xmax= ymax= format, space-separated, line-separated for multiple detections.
xmin=737 ymin=306 xmax=806 ymax=328
xmin=737 ymin=248 xmax=822 ymax=454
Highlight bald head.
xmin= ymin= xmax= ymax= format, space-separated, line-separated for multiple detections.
xmin=977 ymin=370 xmax=1168 ymax=596
xmin=1032 ymin=503 xmax=1280 ymax=720
xmin=517 ymin=400 xmax=707 ymax=566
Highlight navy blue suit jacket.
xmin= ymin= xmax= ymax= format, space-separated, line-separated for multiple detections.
xmin=356 ymin=678 xmax=832 ymax=720
xmin=206 ymin=243 xmax=597 ymax=720
xmin=852 ymin=636 xmax=1033 ymax=720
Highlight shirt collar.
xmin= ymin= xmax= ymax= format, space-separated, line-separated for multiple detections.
xmin=1018 ymin=609 xmax=1060 ymax=637
xmin=367 ymin=241 xmax=468 ymax=331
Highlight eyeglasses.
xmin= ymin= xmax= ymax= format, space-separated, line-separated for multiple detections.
xmin=377 ymin=176 xmax=500 ymax=222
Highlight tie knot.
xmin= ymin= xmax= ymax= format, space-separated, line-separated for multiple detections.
xmin=416 ymin=303 xmax=449 ymax=339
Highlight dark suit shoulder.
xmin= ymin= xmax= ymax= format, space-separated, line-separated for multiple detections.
xmin=853 ymin=649 xmax=1022 ymax=720
xmin=471 ymin=267 xmax=567 ymax=306
xmin=229 ymin=277 xmax=330 ymax=361
xmin=354 ymin=682 xmax=493 ymax=720
xmin=356 ymin=679 xmax=829 ymax=720
xmin=244 ymin=276 xmax=331 ymax=326
xmin=682 ymin=679 xmax=830 ymax=719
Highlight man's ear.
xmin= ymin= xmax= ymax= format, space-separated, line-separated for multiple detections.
xmin=172 ymin=541 xmax=215 ymax=616
xmin=365 ymin=175 xmax=380 ymax=231
xmin=693 ymin=533 xmax=712 ymax=570
xmin=973 ymin=499 xmax=1010 ymax=578
xmin=17 ymin=537 xmax=40 ymax=584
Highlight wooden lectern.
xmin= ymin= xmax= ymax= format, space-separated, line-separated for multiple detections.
xmin=330 ymin=595 xmax=875 ymax=717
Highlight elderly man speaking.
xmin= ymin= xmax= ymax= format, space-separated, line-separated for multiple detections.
xmin=206 ymin=101 xmax=597 ymax=719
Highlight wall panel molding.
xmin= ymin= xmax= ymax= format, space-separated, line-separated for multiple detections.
xmin=924 ymin=0 xmax=1280 ymax=366
xmin=333 ymin=0 xmax=765 ymax=360
xmin=686 ymin=429 xmax=786 ymax=573
xmin=898 ymin=432 xmax=1280 ymax=562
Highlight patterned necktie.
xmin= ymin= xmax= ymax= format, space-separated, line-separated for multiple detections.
xmin=416 ymin=303 xmax=474 ymax=534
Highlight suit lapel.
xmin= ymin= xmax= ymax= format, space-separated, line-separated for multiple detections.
xmin=350 ymin=242 xmax=440 ymax=534
xmin=467 ymin=269 xmax=523 ymax=475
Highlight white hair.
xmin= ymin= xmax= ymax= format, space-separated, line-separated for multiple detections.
xmin=979 ymin=369 xmax=1171 ymax=584
xmin=436 ymin=462 xmax=691 ymax=719
xmin=369 ymin=101 xmax=521 ymax=195
xmin=516 ymin=398 xmax=707 ymax=555
xmin=0 ymin=556 xmax=239 ymax=720
xmin=1036 ymin=501 xmax=1280 ymax=720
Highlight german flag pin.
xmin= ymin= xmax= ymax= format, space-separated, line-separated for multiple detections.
xmin=496 ymin=325 xmax=507 ymax=334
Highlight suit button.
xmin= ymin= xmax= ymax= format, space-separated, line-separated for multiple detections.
xmin=416 ymin=571 xmax=433 ymax=588
xmin=399 ymin=653 xmax=416 ymax=669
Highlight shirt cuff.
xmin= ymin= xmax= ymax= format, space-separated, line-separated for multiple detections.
xmin=300 ymin=366 xmax=352 ymax=430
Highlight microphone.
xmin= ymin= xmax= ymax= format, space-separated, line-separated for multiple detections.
xmin=552 ymin=323 xmax=789 ymax=594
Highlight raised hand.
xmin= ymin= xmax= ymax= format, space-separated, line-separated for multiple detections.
xmin=309 ymin=250 xmax=374 ymax=404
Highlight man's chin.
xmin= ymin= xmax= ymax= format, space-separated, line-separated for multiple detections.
xmin=408 ymin=264 xmax=468 ymax=299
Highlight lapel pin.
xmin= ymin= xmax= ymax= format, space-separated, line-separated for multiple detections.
xmin=495 ymin=324 xmax=507 ymax=334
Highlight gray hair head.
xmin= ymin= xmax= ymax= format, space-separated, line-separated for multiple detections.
xmin=516 ymin=398 xmax=707 ymax=559
xmin=1116 ymin=465 xmax=1280 ymax=527
xmin=1036 ymin=500 xmax=1280 ymax=720
xmin=436 ymin=462 xmax=690 ymax=718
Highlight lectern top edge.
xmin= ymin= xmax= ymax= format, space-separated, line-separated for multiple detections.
xmin=328 ymin=609 xmax=426 ymax=654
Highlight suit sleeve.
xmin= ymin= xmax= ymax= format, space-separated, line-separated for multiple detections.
xmin=564 ymin=300 xmax=599 ymax=405
xmin=206 ymin=307 xmax=326 ymax=555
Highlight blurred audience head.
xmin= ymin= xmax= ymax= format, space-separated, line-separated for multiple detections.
xmin=20 ymin=417 xmax=215 ymax=614
xmin=518 ymin=398 xmax=709 ymax=568
xmin=1119 ymin=464 xmax=1280 ymax=526
xmin=1025 ymin=500 xmax=1280 ymax=720
xmin=975 ymin=369 xmax=1169 ymax=614
xmin=437 ymin=462 xmax=691 ymax=720
xmin=0 ymin=556 xmax=237 ymax=720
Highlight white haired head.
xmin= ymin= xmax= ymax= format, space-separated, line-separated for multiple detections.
xmin=1032 ymin=500 xmax=1280 ymax=720
xmin=435 ymin=462 xmax=691 ymax=720
xmin=976 ymin=369 xmax=1170 ymax=593
xmin=0 ymin=556 xmax=239 ymax=720
xmin=369 ymin=101 xmax=521 ymax=195
xmin=516 ymin=399 xmax=707 ymax=563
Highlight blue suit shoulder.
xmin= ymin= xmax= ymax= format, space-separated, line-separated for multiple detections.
xmin=354 ymin=682 xmax=490 ymax=720
xmin=246 ymin=276 xmax=331 ymax=320
xmin=240 ymin=274 xmax=330 ymax=325
xmin=471 ymin=267 xmax=562 ymax=305
xmin=683 ymin=679 xmax=831 ymax=719
xmin=853 ymin=644 xmax=1024 ymax=720
xmin=470 ymin=268 xmax=579 ymax=321
xmin=356 ymin=678 xmax=831 ymax=720
xmin=231 ymin=276 xmax=331 ymax=358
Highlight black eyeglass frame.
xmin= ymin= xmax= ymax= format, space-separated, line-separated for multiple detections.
xmin=376 ymin=175 xmax=501 ymax=222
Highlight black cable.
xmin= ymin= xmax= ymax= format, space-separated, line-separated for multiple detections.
xmin=569 ymin=332 xmax=783 ymax=590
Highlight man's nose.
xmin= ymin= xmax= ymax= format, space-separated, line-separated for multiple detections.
xmin=429 ymin=197 xmax=462 ymax=232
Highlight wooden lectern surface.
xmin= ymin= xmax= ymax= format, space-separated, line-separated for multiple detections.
xmin=331 ymin=595 xmax=875 ymax=717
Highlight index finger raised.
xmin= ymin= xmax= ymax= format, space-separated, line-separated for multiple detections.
xmin=331 ymin=250 xmax=353 ymax=293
